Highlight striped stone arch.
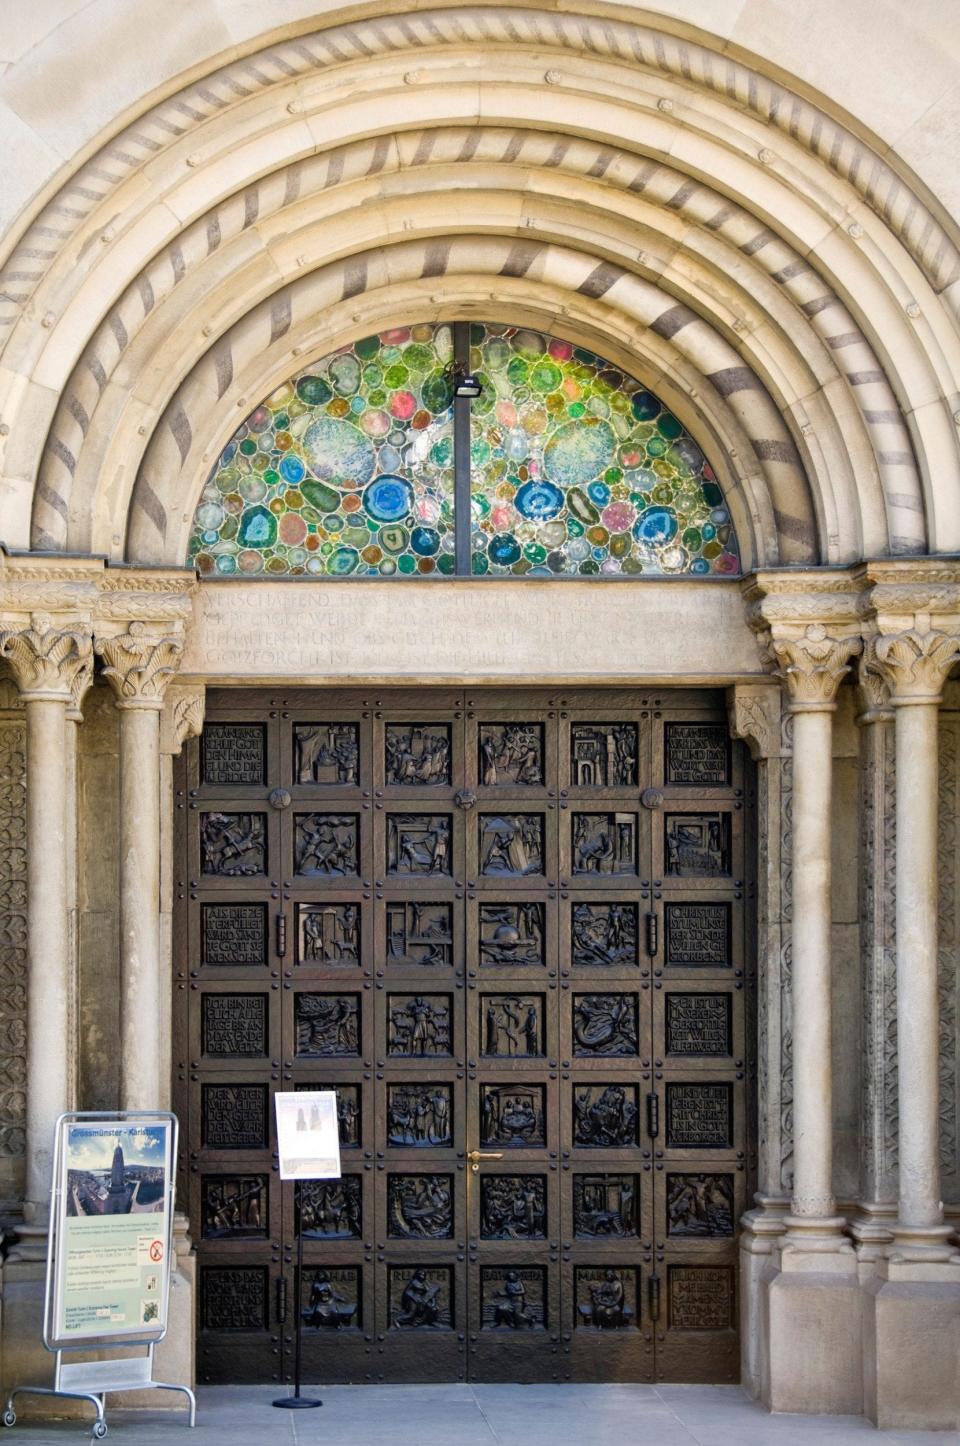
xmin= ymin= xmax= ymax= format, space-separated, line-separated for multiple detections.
xmin=0 ymin=5 xmax=958 ymax=568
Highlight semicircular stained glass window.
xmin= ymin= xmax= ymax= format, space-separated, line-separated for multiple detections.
xmin=187 ymin=321 xmax=740 ymax=578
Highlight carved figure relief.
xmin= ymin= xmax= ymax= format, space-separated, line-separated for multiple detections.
xmin=201 ymin=813 xmax=266 ymax=876
xmin=295 ymin=814 xmax=359 ymax=876
xmin=573 ymin=1084 xmax=639 ymax=1147
xmin=202 ymin=1267 xmax=266 ymax=1330
xmin=479 ymin=904 xmax=544 ymax=965
xmin=571 ymin=904 xmax=637 ymax=967
xmin=295 ymin=994 xmax=360 ymax=1057
xmin=296 ymin=1083 xmax=361 ymax=1147
xmin=665 ymin=994 xmax=732 ymax=1057
xmin=668 ymin=1265 xmax=732 ymax=1331
xmin=664 ymin=814 xmax=729 ymax=876
xmin=665 ymin=1083 xmax=733 ymax=1148
xmin=575 ymin=1268 xmax=635 ymax=1329
xmin=387 ymin=815 xmax=452 ymax=875
xmin=299 ymin=1177 xmax=362 ymax=1239
xmin=481 ymin=995 xmax=544 ymax=1057
xmin=201 ymin=994 xmax=268 ymax=1057
xmin=666 ymin=1174 xmax=734 ymax=1236
xmin=202 ymin=904 xmax=267 ymax=966
xmin=570 ymin=724 xmax=637 ymax=787
xmin=573 ymin=1174 xmax=638 ymax=1237
xmin=294 ymin=723 xmax=359 ymax=784
xmin=299 ymin=904 xmax=360 ymax=965
xmin=573 ymin=994 xmax=639 ymax=1056
xmin=664 ymin=903 xmax=731 ymax=967
xmin=481 ymin=1268 xmax=544 ymax=1330
xmin=572 ymin=813 xmax=636 ymax=875
xmin=202 ymin=1084 xmax=268 ymax=1150
xmin=387 ymin=995 xmax=452 ymax=1057
xmin=302 ymin=1269 xmax=359 ymax=1329
xmin=387 ymin=902 xmax=453 ymax=965
xmin=479 ymin=724 xmax=544 ymax=785
xmin=385 ymin=724 xmax=451 ymax=785
xmin=480 ymin=1175 xmax=546 ymax=1238
xmin=387 ymin=1175 xmax=453 ymax=1238
xmin=390 ymin=1267 xmax=452 ymax=1329
xmin=664 ymin=723 xmax=729 ymax=785
xmin=480 ymin=1085 xmax=545 ymax=1148
xmin=479 ymin=814 xmax=544 ymax=875
xmin=202 ymin=723 xmax=265 ymax=786
xmin=202 ymin=1176 xmax=267 ymax=1237
xmin=387 ymin=1084 xmax=452 ymax=1146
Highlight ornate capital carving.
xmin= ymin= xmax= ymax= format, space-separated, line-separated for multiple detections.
xmin=95 ymin=621 xmax=184 ymax=709
xmin=864 ymin=627 xmax=960 ymax=705
xmin=160 ymin=684 xmax=206 ymax=755
xmin=0 ymin=614 xmax=94 ymax=702
xmin=856 ymin=652 xmax=893 ymax=724
xmin=726 ymin=683 xmax=783 ymax=759
xmin=766 ymin=624 xmax=861 ymax=712
xmin=743 ymin=570 xmax=863 ymax=713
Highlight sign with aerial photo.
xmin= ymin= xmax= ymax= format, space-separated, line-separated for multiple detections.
xmin=52 ymin=1115 xmax=175 ymax=1342
xmin=274 ymin=1091 xmax=341 ymax=1181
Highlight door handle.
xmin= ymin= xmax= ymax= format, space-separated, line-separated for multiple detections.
xmin=645 ymin=911 xmax=658 ymax=957
xmin=467 ymin=1150 xmax=504 ymax=1174
xmin=275 ymin=913 xmax=286 ymax=959
xmin=276 ymin=1275 xmax=288 ymax=1325
xmin=648 ymin=1274 xmax=661 ymax=1322
xmin=646 ymin=1091 xmax=659 ymax=1139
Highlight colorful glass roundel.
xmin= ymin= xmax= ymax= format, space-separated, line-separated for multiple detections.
xmin=186 ymin=321 xmax=740 ymax=577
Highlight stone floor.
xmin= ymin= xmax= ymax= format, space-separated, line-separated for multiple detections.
xmin=2 ymin=1384 xmax=956 ymax=1445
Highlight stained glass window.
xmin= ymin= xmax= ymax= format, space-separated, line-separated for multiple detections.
xmin=187 ymin=322 xmax=740 ymax=577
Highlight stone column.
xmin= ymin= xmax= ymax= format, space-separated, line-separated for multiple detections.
xmin=95 ymin=622 xmax=184 ymax=1112
xmin=0 ymin=618 xmax=93 ymax=1222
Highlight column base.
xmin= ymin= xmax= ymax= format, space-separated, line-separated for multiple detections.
xmin=888 ymin=1221 xmax=959 ymax=1263
xmin=760 ymin=1240 xmax=862 ymax=1414
xmin=739 ymin=1201 xmax=788 ymax=1400
xmin=862 ymin=1257 xmax=960 ymax=1429
xmin=780 ymin=1212 xmax=856 ymax=1257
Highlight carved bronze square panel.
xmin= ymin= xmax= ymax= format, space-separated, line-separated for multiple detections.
xmin=202 ymin=724 xmax=266 ymax=787
xmin=667 ymin=1265 xmax=733 ymax=1331
xmin=664 ymin=994 xmax=732 ymax=1056
xmin=665 ymin=1083 xmax=733 ymax=1149
xmin=573 ymin=1174 xmax=640 ymax=1238
xmin=386 ymin=902 xmax=453 ymax=965
xmin=200 ymin=813 xmax=266 ymax=876
xmin=666 ymin=1174 xmax=734 ymax=1237
xmin=479 ymin=814 xmax=544 ymax=876
xmin=480 ymin=1175 xmax=547 ymax=1238
xmin=478 ymin=724 xmax=544 ymax=786
xmin=201 ymin=1084 xmax=268 ymax=1150
xmin=480 ymin=994 xmax=545 ymax=1058
xmin=480 ymin=904 xmax=544 ymax=966
xmin=295 ymin=814 xmax=359 ymax=876
xmin=295 ymin=1082 xmax=362 ymax=1149
xmin=389 ymin=1266 xmax=453 ymax=1330
xmin=664 ymin=723 xmax=730 ymax=786
xmin=387 ymin=1083 xmax=453 ymax=1147
xmin=294 ymin=993 xmax=360 ymax=1057
xmin=385 ymin=724 xmax=451 ymax=786
xmin=664 ymin=903 xmax=731 ymax=967
xmin=301 ymin=1267 xmax=361 ymax=1330
xmin=201 ymin=903 xmax=267 ymax=966
xmin=387 ymin=815 xmax=452 ymax=876
xmin=480 ymin=1267 xmax=545 ymax=1330
xmin=298 ymin=1177 xmax=362 ymax=1239
xmin=201 ymin=1266 xmax=268 ymax=1331
xmin=201 ymin=993 xmax=268 ymax=1057
xmin=574 ymin=1267 xmax=638 ymax=1329
xmin=298 ymin=903 xmax=360 ymax=966
xmin=571 ymin=903 xmax=638 ymax=967
xmin=387 ymin=994 xmax=453 ymax=1057
xmin=294 ymin=723 xmax=359 ymax=785
xmin=664 ymin=814 xmax=729 ymax=876
xmin=201 ymin=1175 xmax=268 ymax=1238
xmin=387 ymin=1175 xmax=454 ymax=1239
xmin=572 ymin=1084 xmax=640 ymax=1148
xmin=480 ymin=1084 xmax=545 ymax=1148
xmin=573 ymin=993 xmax=639 ymax=1056
xmin=572 ymin=813 xmax=637 ymax=875
xmin=570 ymin=724 xmax=637 ymax=787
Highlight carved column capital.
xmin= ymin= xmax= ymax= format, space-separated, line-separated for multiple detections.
xmin=856 ymin=558 xmax=960 ymax=706
xmin=765 ymin=624 xmax=861 ymax=712
xmin=0 ymin=614 xmax=94 ymax=703
xmin=863 ymin=628 xmax=960 ymax=706
xmin=726 ymin=682 xmax=783 ymax=759
xmin=743 ymin=570 xmax=863 ymax=714
xmin=856 ymin=652 xmax=894 ymax=725
xmin=160 ymin=684 xmax=206 ymax=756
xmin=95 ymin=621 xmax=185 ymax=710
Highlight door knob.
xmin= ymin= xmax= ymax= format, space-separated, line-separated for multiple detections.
xmin=466 ymin=1149 xmax=504 ymax=1173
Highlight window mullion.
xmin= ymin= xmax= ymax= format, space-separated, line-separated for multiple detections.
xmin=452 ymin=320 xmax=472 ymax=576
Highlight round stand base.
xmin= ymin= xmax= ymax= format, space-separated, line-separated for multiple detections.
xmin=272 ymin=1397 xmax=323 ymax=1410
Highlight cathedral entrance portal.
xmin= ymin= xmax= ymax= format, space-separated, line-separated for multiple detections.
xmin=174 ymin=687 xmax=754 ymax=1384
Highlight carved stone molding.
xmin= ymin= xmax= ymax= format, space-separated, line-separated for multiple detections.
xmin=95 ymin=621 xmax=185 ymax=709
xmin=864 ymin=629 xmax=960 ymax=706
xmin=0 ymin=712 xmax=27 ymax=1180
xmin=856 ymin=652 xmax=893 ymax=723
xmin=767 ymin=625 xmax=861 ymax=711
xmin=0 ymin=615 xmax=94 ymax=702
xmin=743 ymin=572 xmax=863 ymax=713
xmin=160 ymin=684 xmax=206 ymax=756
xmin=726 ymin=683 xmax=783 ymax=760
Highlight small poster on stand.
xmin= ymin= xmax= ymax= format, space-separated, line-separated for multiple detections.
xmin=274 ymin=1092 xmax=341 ymax=1181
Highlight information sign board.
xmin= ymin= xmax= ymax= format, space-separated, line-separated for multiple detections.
xmin=274 ymin=1092 xmax=341 ymax=1181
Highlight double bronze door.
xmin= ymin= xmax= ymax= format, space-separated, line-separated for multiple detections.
xmin=175 ymin=687 xmax=754 ymax=1385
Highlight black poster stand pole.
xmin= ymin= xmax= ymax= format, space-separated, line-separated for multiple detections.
xmin=273 ymin=1181 xmax=322 ymax=1411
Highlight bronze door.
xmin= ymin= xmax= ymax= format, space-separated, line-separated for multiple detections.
xmin=175 ymin=688 xmax=754 ymax=1385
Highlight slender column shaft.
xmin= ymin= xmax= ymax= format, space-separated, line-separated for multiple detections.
xmin=790 ymin=707 xmax=835 ymax=1219
xmin=118 ymin=704 xmax=163 ymax=1109
xmin=24 ymin=698 xmax=70 ymax=1217
xmin=893 ymin=700 xmax=942 ymax=1232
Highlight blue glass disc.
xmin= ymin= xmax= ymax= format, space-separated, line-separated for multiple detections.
xmin=633 ymin=506 xmax=678 ymax=545
xmin=362 ymin=474 xmax=415 ymax=523
xmin=514 ymin=479 xmax=564 ymax=520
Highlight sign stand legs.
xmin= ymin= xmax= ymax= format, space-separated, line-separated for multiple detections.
xmin=273 ymin=1181 xmax=322 ymax=1411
